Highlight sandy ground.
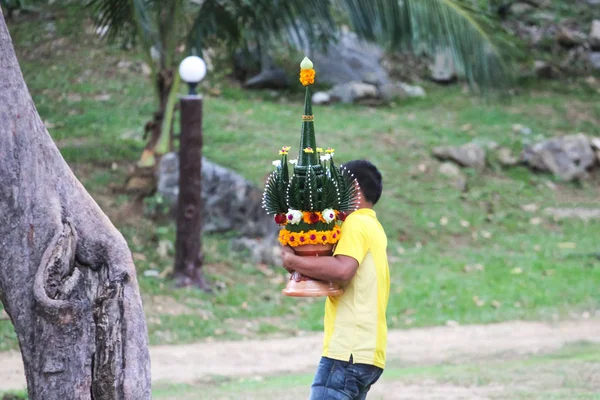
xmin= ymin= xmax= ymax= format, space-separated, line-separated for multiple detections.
xmin=1 ymin=319 xmax=599 ymax=393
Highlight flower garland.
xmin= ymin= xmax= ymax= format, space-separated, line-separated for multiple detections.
xmin=273 ymin=208 xmax=347 ymax=226
xmin=279 ymin=227 xmax=342 ymax=247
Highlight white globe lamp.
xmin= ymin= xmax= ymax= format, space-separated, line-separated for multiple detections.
xmin=179 ymin=56 xmax=207 ymax=95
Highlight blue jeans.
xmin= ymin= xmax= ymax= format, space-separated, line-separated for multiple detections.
xmin=309 ymin=356 xmax=383 ymax=400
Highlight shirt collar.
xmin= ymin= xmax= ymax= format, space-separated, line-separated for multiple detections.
xmin=352 ymin=208 xmax=376 ymax=218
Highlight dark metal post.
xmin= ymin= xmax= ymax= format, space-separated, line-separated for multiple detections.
xmin=174 ymin=94 xmax=209 ymax=290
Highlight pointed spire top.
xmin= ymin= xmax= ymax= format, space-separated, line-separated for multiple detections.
xmin=298 ymin=57 xmax=317 ymax=166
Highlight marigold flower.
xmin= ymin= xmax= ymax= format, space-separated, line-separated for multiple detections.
xmin=303 ymin=211 xmax=321 ymax=224
xmin=279 ymin=150 xmax=288 ymax=155
xmin=316 ymin=147 xmax=323 ymax=153
xmin=325 ymin=147 xmax=335 ymax=154
xmin=300 ymin=69 xmax=315 ymax=86
xmin=303 ymin=147 xmax=314 ymax=154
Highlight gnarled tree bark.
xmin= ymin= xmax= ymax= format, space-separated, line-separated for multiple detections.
xmin=0 ymin=9 xmax=151 ymax=400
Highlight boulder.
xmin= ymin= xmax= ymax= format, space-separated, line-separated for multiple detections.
xmin=589 ymin=52 xmax=600 ymax=70
xmin=429 ymin=49 xmax=457 ymax=84
xmin=534 ymin=60 xmax=557 ymax=79
xmin=328 ymin=81 xmax=378 ymax=104
xmin=521 ymin=134 xmax=595 ymax=181
xmin=544 ymin=207 xmax=600 ymax=221
xmin=438 ymin=162 xmax=462 ymax=177
xmin=556 ymin=26 xmax=586 ymax=48
xmin=432 ymin=143 xmax=486 ymax=169
xmin=589 ymin=20 xmax=600 ymax=50
xmin=306 ymin=31 xmax=390 ymax=86
xmin=156 ymin=152 xmax=277 ymax=237
xmin=497 ymin=147 xmax=519 ymax=167
xmin=379 ymin=82 xmax=425 ymax=100
xmin=312 ymin=91 xmax=331 ymax=105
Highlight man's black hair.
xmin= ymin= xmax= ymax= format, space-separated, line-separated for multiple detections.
xmin=342 ymin=160 xmax=383 ymax=205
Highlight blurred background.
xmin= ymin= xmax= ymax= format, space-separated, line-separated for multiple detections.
xmin=1 ymin=0 xmax=599 ymax=398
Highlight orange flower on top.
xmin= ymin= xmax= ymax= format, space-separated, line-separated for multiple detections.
xmin=300 ymin=69 xmax=315 ymax=86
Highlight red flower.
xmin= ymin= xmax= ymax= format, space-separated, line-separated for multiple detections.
xmin=309 ymin=212 xmax=320 ymax=224
xmin=321 ymin=235 xmax=327 ymax=242
xmin=299 ymin=236 xmax=306 ymax=243
xmin=310 ymin=234 xmax=316 ymax=240
xmin=338 ymin=211 xmax=348 ymax=221
xmin=274 ymin=214 xmax=287 ymax=225
xmin=289 ymin=235 xmax=296 ymax=242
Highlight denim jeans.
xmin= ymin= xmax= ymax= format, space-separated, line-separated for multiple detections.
xmin=309 ymin=356 xmax=383 ymax=400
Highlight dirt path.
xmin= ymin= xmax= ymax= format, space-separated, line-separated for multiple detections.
xmin=1 ymin=319 xmax=599 ymax=391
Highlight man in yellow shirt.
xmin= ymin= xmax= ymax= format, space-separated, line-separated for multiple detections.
xmin=282 ymin=160 xmax=390 ymax=400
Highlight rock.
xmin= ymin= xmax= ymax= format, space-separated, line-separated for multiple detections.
xmin=513 ymin=124 xmax=532 ymax=135
xmin=94 ymin=94 xmax=111 ymax=102
xmin=438 ymin=162 xmax=462 ymax=177
xmin=432 ymin=143 xmax=486 ymax=169
xmin=521 ymin=133 xmax=595 ymax=181
xmin=544 ymin=208 xmax=600 ymax=221
xmin=497 ymin=147 xmax=519 ymax=166
xmin=589 ymin=20 xmax=600 ymax=50
xmin=556 ymin=26 xmax=586 ymax=48
xmin=429 ymin=49 xmax=457 ymax=84
xmin=534 ymin=60 xmax=557 ymax=79
xmin=305 ymin=31 xmax=390 ymax=86
xmin=139 ymin=62 xmax=152 ymax=77
xmin=312 ymin=91 xmax=331 ymax=105
xmin=230 ymin=237 xmax=281 ymax=266
xmin=438 ymin=163 xmax=467 ymax=191
xmin=400 ymin=83 xmax=426 ymax=98
xmin=157 ymin=152 xmax=277 ymax=237
xmin=378 ymin=82 xmax=407 ymax=101
xmin=510 ymin=3 xmax=535 ymax=14
xmin=590 ymin=137 xmax=600 ymax=160
xmin=66 ymin=93 xmax=82 ymax=102
xmin=380 ymin=82 xmax=426 ymax=100
xmin=117 ymin=60 xmax=133 ymax=70
xmin=328 ymin=81 xmax=378 ymax=104
xmin=244 ymin=67 xmax=290 ymax=90
xmin=589 ymin=52 xmax=600 ymax=70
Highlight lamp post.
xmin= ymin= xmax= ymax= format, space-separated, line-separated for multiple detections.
xmin=173 ymin=56 xmax=209 ymax=290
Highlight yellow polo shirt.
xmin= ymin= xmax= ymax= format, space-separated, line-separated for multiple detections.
xmin=322 ymin=208 xmax=390 ymax=368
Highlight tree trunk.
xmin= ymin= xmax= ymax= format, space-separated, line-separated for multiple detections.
xmin=0 ymin=10 xmax=151 ymax=400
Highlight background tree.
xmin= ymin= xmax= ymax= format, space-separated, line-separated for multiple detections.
xmin=0 ymin=8 xmax=151 ymax=399
xmin=89 ymin=0 xmax=514 ymax=170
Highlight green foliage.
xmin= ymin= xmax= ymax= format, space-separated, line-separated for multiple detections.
xmin=262 ymin=160 xmax=359 ymax=217
xmin=88 ymin=0 xmax=515 ymax=91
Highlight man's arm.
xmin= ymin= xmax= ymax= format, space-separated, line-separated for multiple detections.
xmin=281 ymin=246 xmax=359 ymax=283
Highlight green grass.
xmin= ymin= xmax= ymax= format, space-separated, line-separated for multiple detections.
xmin=151 ymin=342 xmax=600 ymax=399
xmin=1 ymin=3 xmax=600 ymax=351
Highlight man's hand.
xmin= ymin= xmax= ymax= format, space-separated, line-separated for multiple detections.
xmin=281 ymin=246 xmax=296 ymax=273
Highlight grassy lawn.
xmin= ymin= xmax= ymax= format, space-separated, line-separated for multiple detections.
xmin=1 ymin=3 xmax=600 ymax=352
xmin=150 ymin=342 xmax=600 ymax=399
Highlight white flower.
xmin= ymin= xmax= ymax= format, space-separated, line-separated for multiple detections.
xmin=272 ymin=160 xmax=281 ymax=167
xmin=322 ymin=208 xmax=336 ymax=223
xmin=289 ymin=159 xmax=298 ymax=165
xmin=286 ymin=209 xmax=302 ymax=225
xmin=320 ymin=154 xmax=331 ymax=162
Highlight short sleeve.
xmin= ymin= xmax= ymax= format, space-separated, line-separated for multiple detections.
xmin=333 ymin=215 xmax=369 ymax=264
